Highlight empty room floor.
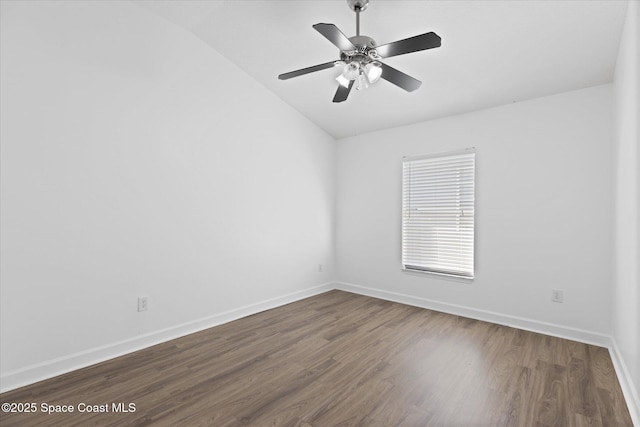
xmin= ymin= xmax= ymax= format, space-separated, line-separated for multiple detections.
xmin=0 ymin=290 xmax=633 ymax=426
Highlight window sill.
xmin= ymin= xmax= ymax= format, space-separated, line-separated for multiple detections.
xmin=402 ymin=267 xmax=474 ymax=283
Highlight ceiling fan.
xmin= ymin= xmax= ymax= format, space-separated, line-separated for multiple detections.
xmin=278 ymin=0 xmax=441 ymax=103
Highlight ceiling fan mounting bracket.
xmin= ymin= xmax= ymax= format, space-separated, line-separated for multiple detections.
xmin=347 ymin=0 xmax=369 ymax=12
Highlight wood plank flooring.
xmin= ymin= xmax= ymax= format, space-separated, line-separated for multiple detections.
xmin=0 ymin=290 xmax=633 ymax=426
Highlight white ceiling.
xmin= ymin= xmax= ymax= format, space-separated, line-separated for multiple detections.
xmin=133 ymin=0 xmax=629 ymax=139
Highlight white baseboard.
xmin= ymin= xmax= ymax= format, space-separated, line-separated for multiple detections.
xmin=0 ymin=282 xmax=334 ymax=394
xmin=335 ymin=281 xmax=611 ymax=346
xmin=335 ymin=281 xmax=639 ymax=426
xmin=609 ymin=339 xmax=640 ymax=426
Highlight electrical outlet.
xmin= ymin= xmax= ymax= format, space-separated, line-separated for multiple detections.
xmin=138 ymin=296 xmax=148 ymax=312
xmin=551 ymin=290 xmax=563 ymax=303
xmin=318 ymin=264 xmax=323 ymax=273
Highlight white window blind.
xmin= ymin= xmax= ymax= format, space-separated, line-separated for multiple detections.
xmin=402 ymin=148 xmax=475 ymax=278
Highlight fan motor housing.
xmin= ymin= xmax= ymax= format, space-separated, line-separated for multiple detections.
xmin=349 ymin=35 xmax=376 ymax=50
xmin=341 ymin=35 xmax=378 ymax=63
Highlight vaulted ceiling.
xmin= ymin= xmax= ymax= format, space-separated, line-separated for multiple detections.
xmin=133 ymin=0 xmax=629 ymax=139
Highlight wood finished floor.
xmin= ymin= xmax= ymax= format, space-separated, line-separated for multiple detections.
xmin=0 ymin=290 xmax=633 ymax=426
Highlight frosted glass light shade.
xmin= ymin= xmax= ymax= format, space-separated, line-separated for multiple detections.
xmin=336 ymin=74 xmax=351 ymax=88
xmin=337 ymin=61 xmax=381 ymax=91
xmin=364 ymin=61 xmax=382 ymax=84
xmin=355 ymin=73 xmax=369 ymax=91
xmin=342 ymin=62 xmax=360 ymax=80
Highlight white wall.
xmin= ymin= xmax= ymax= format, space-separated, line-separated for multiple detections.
xmin=613 ymin=0 xmax=640 ymax=415
xmin=336 ymin=85 xmax=613 ymax=337
xmin=0 ymin=0 xmax=335 ymax=390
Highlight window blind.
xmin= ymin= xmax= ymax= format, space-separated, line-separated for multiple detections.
xmin=402 ymin=148 xmax=475 ymax=278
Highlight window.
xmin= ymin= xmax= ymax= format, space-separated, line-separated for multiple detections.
xmin=402 ymin=148 xmax=475 ymax=278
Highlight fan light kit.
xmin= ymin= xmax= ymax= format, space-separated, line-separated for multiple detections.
xmin=278 ymin=0 xmax=441 ymax=103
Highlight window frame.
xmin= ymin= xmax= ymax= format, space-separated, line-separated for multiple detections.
xmin=401 ymin=147 xmax=476 ymax=280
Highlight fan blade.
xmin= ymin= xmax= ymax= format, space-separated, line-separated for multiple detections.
xmin=279 ymin=61 xmax=337 ymax=80
xmin=313 ymin=23 xmax=357 ymax=52
xmin=333 ymin=80 xmax=354 ymax=103
xmin=375 ymin=32 xmax=441 ymax=58
xmin=379 ymin=62 xmax=422 ymax=92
